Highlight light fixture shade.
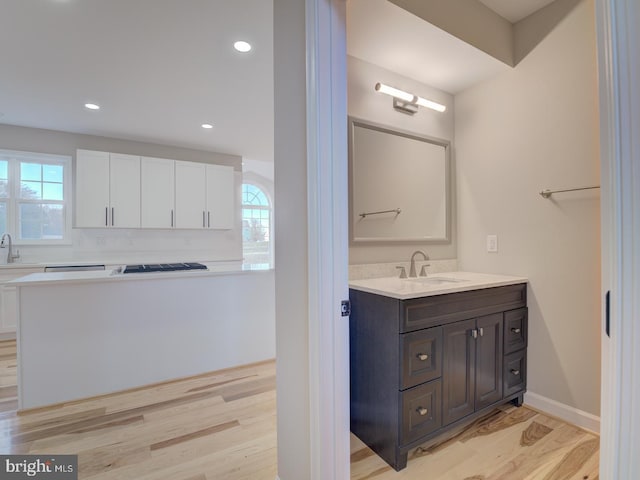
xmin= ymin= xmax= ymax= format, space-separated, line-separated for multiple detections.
xmin=374 ymin=82 xmax=446 ymax=113
xmin=375 ymin=83 xmax=414 ymax=103
xmin=415 ymin=96 xmax=447 ymax=113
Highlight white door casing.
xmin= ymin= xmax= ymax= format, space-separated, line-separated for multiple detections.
xmin=595 ymin=0 xmax=640 ymax=478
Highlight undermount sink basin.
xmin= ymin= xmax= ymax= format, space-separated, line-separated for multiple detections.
xmin=404 ymin=276 xmax=468 ymax=285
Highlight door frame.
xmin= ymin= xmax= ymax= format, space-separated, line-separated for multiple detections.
xmin=595 ymin=0 xmax=640 ymax=477
xmin=305 ymin=0 xmax=350 ymax=479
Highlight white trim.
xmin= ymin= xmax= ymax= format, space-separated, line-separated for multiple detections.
xmin=595 ymin=0 xmax=640 ymax=478
xmin=306 ymin=0 xmax=349 ymax=479
xmin=524 ymin=392 xmax=600 ymax=434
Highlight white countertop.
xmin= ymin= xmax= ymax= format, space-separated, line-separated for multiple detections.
xmin=9 ymin=262 xmax=272 ymax=286
xmin=348 ymin=271 xmax=527 ymax=300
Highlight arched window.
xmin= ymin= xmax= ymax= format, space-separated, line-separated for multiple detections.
xmin=242 ymin=183 xmax=272 ymax=266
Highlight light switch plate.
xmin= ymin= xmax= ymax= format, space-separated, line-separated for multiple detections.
xmin=487 ymin=235 xmax=498 ymax=253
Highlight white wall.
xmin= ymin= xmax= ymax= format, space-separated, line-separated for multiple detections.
xmin=274 ymin=0 xmax=310 ymax=478
xmin=0 ymin=124 xmax=243 ymax=264
xmin=348 ymin=56 xmax=456 ymax=264
xmin=455 ymin=0 xmax=601 ymax=415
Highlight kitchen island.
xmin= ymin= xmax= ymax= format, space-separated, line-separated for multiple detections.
xmin=11 ymin=263 xmax=275 ymax=410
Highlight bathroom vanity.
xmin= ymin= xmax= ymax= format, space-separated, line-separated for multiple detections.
xmin=349 ymin=272 xmax=528 ymax=471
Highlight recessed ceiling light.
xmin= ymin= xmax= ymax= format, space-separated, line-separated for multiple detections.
xmin=201 ymin=123 xmax=214 ymax=129
xmin=233 ymin=41 xmax=252 ymax=53
xmin=84 ymin=103 xmax=100 ymax=110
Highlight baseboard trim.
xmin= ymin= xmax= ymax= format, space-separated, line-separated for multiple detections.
xmin=524 ymin=391 xmax=600 ymax=434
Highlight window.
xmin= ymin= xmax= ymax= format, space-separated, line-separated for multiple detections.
xmin=0 ymin=149 xmax=71 ymax=244
xmin=242 ymin=183 xmax=272 ymax=266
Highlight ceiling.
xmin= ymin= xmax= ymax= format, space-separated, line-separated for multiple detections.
xmin=0 ymin=0 xmax=554 ymax=163
xmin=478 ymin=0 xmax=557 ymax=23
xmin=347 ymin=0 xmax=510 ymax=95
xmin=0 ymin=0 xmax=273 ymax=162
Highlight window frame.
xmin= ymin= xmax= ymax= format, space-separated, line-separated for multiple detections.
xmin=0 ymin=149 xmax=72 ymax=245
xmin=241 ymin=182 xmax=273 ymax=267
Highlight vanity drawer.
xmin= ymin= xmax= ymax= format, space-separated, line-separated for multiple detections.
xmin=401 ymin=379 xmax=442 ymax=445
xmin=504 ymin=350 xmax=527 ymax=396
xmin=504 ymin=308 xmax=528 ymax=354
xmin=400 ymin=327 xmax=442 ymax=390
xmin=400 ymin=284 xmax=526 ymax=333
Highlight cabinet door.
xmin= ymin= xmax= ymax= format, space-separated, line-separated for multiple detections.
xmin=442 ymin=318 xmax=475 ymax=426
xmin=109 ymin=153 xmax=140 ymax=228
xmin=141 ymin=157 xmax=175 ymax=228
xmin=504 ymin=308 xmax=527 ymax=354
xmin=401 ymin=327 xmax=442 ymax=390
xmin=475 ymin=313 xmax=503 ymax=409
xmin=175 ymin=161 xmax=206 ymax=229
xmin=75 ymin=150 xmax=109 ymax=227
xmin=205 ymin=164 xmax=235 ymax=229
xmin=400 ymin=379 xmax=442 ymax=445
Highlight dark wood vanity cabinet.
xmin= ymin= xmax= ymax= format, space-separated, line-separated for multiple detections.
xmin=349 ymin=283 xmax=527 ymax=471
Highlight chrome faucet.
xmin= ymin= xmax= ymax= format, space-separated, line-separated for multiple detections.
xmin=409 ymin=250 xmax=429 ymax=278
xmin=0 ymin=233 xmax=20 ymax=263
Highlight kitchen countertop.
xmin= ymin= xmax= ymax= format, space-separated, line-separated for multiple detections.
xmin=9 ymin=262 xmax=272 ymax=286
xmin=348 ymin=271 xmax=527 ymax=300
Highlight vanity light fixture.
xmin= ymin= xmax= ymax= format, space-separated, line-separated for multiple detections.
xmin=374 ymin=83 xmax=446 ymax=114
xmin=201 ymin=123 xmax=214 ymax=129
xmin=84 ymin=103 xmax=100 ymax=110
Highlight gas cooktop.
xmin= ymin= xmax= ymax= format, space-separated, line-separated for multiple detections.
xmin=122 ymin=262 xmax=208 ymax=274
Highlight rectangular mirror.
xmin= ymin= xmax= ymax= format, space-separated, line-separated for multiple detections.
xmin=349 ymin=117 xmax=450 ymax=243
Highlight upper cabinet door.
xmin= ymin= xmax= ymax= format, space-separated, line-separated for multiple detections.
xmin=109 ymin=153 xmax=140 ymax=228
xmin=205 ymin=164 xmax=235 ymax=229
xmin=175 ymin=161 xmax=206 ymax=229
xmin=141 ymin=157 xmax=175 ymax=229
xmin=76 ymin=150 xmax=110 ymax=227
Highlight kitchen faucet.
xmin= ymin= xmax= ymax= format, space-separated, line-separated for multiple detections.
xmin=0 ymin=233 xmax=20 ymax=264
xmin=409 ymin=250 xmax=429 ymax=278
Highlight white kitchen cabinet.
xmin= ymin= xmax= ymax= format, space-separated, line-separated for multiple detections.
xmin=75 ymin=150 xmax=140 ymax=228
xmin=175 ymin=161 xmax=207 ymax=229
xmin=109 ymin=153 xmax=141 ymax=227
xmin=0 ymin=267 xmax=44 ymax=336
xmin=141 ymin=157 xmax=175 ymax=228
xmin=206 ymin=164 xmax=235 ymax=229
xmin=75 ymin=150 xmax=109 ymax=227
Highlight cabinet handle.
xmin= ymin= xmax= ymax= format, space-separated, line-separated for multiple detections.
xmin=416 ymin=353 xmax=429 ymax=361
xmin=171 ymin=210 xmax=174 ymax=227
xmin=208 ymin=211 xmax=210 ymax=228
xmin=511 ymin=369 xmax=520 ymax=376
xmin=111 ymin=207 xmax=114 ymax=226
xmin=416 ymin=407 xmax=428 ymax=416
xmin=479 ymin=327 xmax=484 ymax=337
xmin=203 ymin=211 xmax=206 ymax=228
xmin=511 ymin=328 xmax=521 ymax=334
xmin=471 ymin=329 xmax=478 ymax=339
xmin=105 ymin=207 xmax=108 ymax=226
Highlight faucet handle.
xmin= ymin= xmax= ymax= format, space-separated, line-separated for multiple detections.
xmin=419 ymin=264 xmax=430 ymax=277
xmin=396 ymin=266 xmax=407 ymax=279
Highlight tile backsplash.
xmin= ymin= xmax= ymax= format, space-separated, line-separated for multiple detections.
xmin=349 ymin=259 xmax=458 ymax=280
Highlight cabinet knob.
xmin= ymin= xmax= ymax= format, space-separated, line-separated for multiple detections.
xmin=511 ymin=369 xmax=520 ymax=376
xmin=471 ymin=329 xmax=478 ymax=339
xmin=416 ymin=353 xmax=429 ymax=361
xmin=416 ymin=407 xmax=428 ymax=416
xmin=478 ymin=327 xmax=484 ymax=337
xmin=511 ymin=328 xmax=521 ymax=334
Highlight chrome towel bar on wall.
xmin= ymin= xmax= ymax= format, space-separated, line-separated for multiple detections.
xmin=539 ymin=185 xmax=600 ymax=198
xmin=359 ymin=208 xmax=402 ymax=218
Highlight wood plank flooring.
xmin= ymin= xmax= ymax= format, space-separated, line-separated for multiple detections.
xmin=0 ymin=339 xmax=599 ymax=479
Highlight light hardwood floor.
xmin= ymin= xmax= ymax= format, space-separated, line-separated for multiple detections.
xmin=0 ymin=339 xmax=599 ymax=479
